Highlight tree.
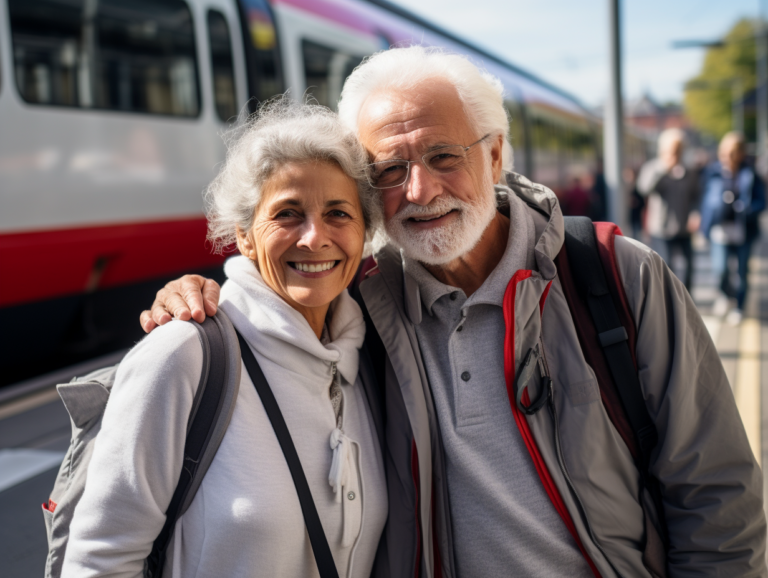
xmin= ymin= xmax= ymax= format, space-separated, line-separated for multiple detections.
xmin=684 ymin=19 xmax=757 ymax=141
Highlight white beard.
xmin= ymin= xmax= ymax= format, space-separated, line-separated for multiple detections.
xmin=383 ymin=168 xmax=498 ymax=266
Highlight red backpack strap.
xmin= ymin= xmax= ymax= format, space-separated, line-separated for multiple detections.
xmin=556 ymin=217 xmax=669 ymax=578
xmin=554 ymin=224 xmax=640 ymax=461
xmin=593 ymin=222 xmax=639 ymax=368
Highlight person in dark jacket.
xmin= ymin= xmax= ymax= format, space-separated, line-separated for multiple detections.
xmin=636 ymin=128 xmax=700 ymax=290
xmin=700 ymin=131 xmax=766 ymax=324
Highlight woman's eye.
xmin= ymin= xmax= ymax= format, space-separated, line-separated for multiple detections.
xmin=275 ymin=209 xmax=298 ymax=218
xmin=328 ymin=210 xmax=350 ymax=218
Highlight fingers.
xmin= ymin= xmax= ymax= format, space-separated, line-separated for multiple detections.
xmin=143 ymin=275 xmax=219 ymax=332
xmin=179 ymin=275 xmax=209 ymax=323
xmin=201 ymin=279 xmax=221 ymax=316
xmin=154 ymin=291 xmax=192 ymax=323
xmin=140 ymin=310 xmax=157 ymax=333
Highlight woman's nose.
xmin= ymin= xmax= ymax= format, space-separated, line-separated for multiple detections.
xmin=298 ymin=218 xmax=331 ymax=251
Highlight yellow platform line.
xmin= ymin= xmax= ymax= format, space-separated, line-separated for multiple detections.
xmin=734 ymin=318 xmax=761 ymax=465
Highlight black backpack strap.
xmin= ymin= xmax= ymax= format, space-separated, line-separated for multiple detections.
xmin=236 ymin=330 xmax=340 ymax=578
xmin=146 ymin=312 xmax=241 ymax=578
xmin=563 ymin=216 xmax=659 ymax=471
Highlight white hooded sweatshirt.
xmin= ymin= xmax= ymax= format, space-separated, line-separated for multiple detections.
xmin=63 ymin=256 xmax=388 ymax=578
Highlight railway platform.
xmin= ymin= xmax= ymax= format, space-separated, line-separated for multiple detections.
xmin=2 ymin=234 xmax=768 ymax=576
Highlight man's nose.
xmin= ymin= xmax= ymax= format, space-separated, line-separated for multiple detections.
xmin=298 ymin=218 xmax=331 ymax=251
xmin=405 ymin=162 xmax=442 ymax=206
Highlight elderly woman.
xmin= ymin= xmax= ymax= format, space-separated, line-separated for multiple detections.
xmin=62 ymin=100 xmax=387 ymax=577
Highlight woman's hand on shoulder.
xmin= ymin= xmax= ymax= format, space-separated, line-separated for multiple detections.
xmin=140 ymin=275 xmax=221 ymax=333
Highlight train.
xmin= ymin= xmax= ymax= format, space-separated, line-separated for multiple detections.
xmin=0 ymin=0 xmax=651 ymax=386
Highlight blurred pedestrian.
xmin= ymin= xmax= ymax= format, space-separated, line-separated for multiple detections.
xmin=561 ymin=176 xmax=592 ymax=217
xmin=625 ymin=166 xmax=644 ymax=240
xmin=636 ymin=128 xmax=700 ymax=291
xmin=590 ymin=160 xmax=608 ymax=221
xmin=701 ymin=131 xmax=766 ymax=324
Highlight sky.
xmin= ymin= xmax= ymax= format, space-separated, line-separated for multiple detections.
xmin=387 ymin=0 xmax=761 ymax=108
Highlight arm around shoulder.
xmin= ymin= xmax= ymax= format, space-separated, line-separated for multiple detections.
xmin=62 ymin=321 xmax=204 ymax=577
xmin=615 ymin=236 xmax=766 ymax=576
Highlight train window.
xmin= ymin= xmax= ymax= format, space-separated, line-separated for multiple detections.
xmin=302 ymin=40 xmax=363 ymax=109
xmin=207 ymin=10 xmax=237 ymax=123
xmin=238 ymin=0 xmax=283 ymax=103
xmin=9 ymin=0 xmax=200 ymax=116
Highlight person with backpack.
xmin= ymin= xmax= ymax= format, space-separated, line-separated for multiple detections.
xmin=59 ymin=100 xmax=388 ymax=577
xmin=700 ymin=131 xmax=766 ymax=325
xmin=141 ymin=47 xmax=766 ymax=578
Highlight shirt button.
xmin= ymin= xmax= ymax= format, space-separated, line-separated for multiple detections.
xmin=461 ymin=371 xmax=471 ymax=381
xmin=347 ymin=491 xmax=356 ymax=501
xmin=450 ymin=291 xmax=459 ymax=301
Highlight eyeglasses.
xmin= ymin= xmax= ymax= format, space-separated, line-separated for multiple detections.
xmin=365 ymin=134 xmax=491 ymax=190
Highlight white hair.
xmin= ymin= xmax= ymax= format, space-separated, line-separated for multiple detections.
xmin=657 ymin=127 xmax=686 ymax=153
xmin=204 ymin=97 xmax=378 ymax=254
xmin=338 ymin=46 xmax=513 ymax=179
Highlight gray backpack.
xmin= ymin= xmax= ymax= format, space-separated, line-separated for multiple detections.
xmin=42 ymin=312 xmax=242 ymax=578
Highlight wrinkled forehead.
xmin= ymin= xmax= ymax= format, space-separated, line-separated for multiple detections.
xmin=357 ymin=80 xmax=475 ymax=160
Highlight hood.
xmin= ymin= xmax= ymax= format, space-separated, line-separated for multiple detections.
xmin=218 ymin=255 xmax=365 ymax=386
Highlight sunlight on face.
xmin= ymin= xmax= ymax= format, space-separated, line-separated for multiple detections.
xmin=357 ymin=80 xmax=502 ymax=265
xmin=236 ymin=161 xmax=365 ymax=314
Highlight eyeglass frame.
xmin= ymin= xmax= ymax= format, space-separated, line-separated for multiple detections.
xmin=365 ymin=133 xmax=492 ymax=190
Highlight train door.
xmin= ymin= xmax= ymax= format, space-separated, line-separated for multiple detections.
xmin=269 ymin=1 xmax=381 ymax=109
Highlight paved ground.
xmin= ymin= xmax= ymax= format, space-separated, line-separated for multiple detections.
xmin=1 ymin=233 xmax=767 ymax=576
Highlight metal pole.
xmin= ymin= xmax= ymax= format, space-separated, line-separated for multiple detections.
xmin=758 ymin=1 xmax=768 ymax=151
xmin=733 ymin=78 xmax=745 ymax=133
xmin=604 ymin=0 xmax=626 ymax=229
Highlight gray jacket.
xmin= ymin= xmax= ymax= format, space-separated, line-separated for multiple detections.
xmin=362 ymin=173 xmax=766 ymax=578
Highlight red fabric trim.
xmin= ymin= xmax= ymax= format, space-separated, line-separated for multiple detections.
xmin=42 ymin=499 xmax=57 ymax=513
xmin=411 ymin=439 xmax=422 ymax=578
xmin=503 ymin=271 xmax=601 ymax=578
xmin=593 ymin=222 xmax=638 ymax=369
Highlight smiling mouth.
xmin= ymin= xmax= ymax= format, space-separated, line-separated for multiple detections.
xmin=408 ymin=209 xmax=458 ymax=223
xmin=288 ymin=260 xmax=340 ymax=273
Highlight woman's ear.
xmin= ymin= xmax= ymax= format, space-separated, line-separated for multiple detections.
xmin=235 ymin=226 xmax=257 ymax=261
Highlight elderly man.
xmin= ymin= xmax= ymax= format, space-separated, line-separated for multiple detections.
xmin=142 ymin=48 xmax=765 ymax=577
xmin=636 ymin=128 xmax=701 ymax=291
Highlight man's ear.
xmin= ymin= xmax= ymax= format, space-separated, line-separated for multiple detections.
xmin=235 ymin=226 xmax=257 ymax=261
xmin=490 ymin=134 xmax=504 ymax=183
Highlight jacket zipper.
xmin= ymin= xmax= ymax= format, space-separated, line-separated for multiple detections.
xmin=541 ymin=334 xmax=618 ymax=576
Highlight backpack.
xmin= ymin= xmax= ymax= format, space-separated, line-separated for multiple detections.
xmin=42 ymin=312 xmax=242 ymax=578
xmin=43 ymin=310 xmax=341 ymax=578
xmin=556 ymin=216 xmax=667 ymax=578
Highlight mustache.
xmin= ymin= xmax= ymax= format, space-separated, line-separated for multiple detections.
xmin=393 ymin=195 xmax=466 ymax=221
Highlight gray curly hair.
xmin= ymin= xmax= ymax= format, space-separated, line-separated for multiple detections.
xmin=204 ymin=97 xmax=378 ymax=254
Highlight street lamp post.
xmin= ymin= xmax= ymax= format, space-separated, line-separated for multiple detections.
xmin=757 ymin=0 xmax=768 ymax=153
xmin=605 ymin=0 xmax=626 ymax=230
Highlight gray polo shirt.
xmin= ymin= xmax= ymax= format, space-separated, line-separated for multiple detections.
xmin=404 ymin=193 xmax=593 ymax=577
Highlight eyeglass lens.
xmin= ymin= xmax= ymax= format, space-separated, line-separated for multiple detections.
xmin=367 ymin=144 xmax=469 ymax=189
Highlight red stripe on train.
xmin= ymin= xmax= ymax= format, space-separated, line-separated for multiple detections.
xmin=0 ymin=217 xmax=226 ymax=308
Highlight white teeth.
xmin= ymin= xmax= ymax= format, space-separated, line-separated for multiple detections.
xmin=294 ymin=261 xmax=336 ymax=273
